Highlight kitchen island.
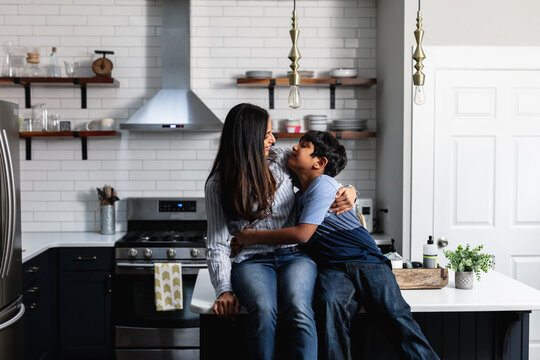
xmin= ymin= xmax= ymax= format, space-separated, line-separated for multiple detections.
xmin=191 ymin=269 xmax=540 ymax=359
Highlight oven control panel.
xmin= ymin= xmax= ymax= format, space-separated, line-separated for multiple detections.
xmin=159 ymin=200 xmax=196 ymax=212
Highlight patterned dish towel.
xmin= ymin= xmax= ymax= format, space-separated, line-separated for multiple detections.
xmin=154 ymin=263 xmax=183 ymax=311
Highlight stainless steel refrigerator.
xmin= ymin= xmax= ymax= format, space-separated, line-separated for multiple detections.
xmin=0 ymin=100 xmax=24 ymax=358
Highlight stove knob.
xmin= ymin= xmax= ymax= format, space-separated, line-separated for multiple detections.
xmin=128 ymin=248 xmax=138 ymax=259
xmin=167 ymin=248 xmax=176 ymax=258
xmin=190 ymin=248 xmax=200 ymax=258
xmin=143 ymin=248 xmax=153 ymax=259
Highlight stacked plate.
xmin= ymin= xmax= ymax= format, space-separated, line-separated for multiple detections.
xmin=332 ymin=119 xmax=367 ymax=131
xmin=246 ymin=70 xmax=272 ymax=78
xmin=306 ymin=115 xmax=328 ymax=131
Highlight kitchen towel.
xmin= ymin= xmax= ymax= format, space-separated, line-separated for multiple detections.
xmin=154 ymin=263 xmax=183 ymax=311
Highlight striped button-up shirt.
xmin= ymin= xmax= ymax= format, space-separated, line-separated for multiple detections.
xmin=205 ymin=146 xmax=297 ymax=298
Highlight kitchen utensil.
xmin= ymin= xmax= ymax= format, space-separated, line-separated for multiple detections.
xmin=48 ymin=113 xmax=60 ymax=131
xmin=64 ymin=61 xmax=79 ymax=77
xmin=21 ymin=118 xmax=33 ymax=132
xmin=330 ymin=68 xmax=358 ymax=78
xmin=31 ymin=104 xmax=48 ymax=131
xmin=92 ymin=50 xmax=114 ymax=77
xmin=245 ymin=70 xmax=272 ymax=78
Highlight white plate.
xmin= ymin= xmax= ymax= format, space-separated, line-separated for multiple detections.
xmin=246 ymin=70 xmax=272 ymax=78
xmin=330 ymin=68 xmax=358 ymax=78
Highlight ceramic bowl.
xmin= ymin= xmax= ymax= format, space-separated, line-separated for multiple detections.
xmin=330 ymin=68 xmax=358 ymax=78
xmin=286 ymin=125 xmax=301 ymax=133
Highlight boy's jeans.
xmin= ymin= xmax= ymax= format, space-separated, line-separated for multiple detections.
xmin=232 ymin=247 xmax=317 ymax=360
xmin=314 ymin=261 xmax=440 ymax=360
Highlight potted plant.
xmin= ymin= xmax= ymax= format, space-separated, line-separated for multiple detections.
xmin=443 ymin=244 xmax=495 ymax=289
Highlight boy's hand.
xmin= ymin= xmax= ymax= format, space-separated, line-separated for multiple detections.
xmin=229 ymin=237 xmax=244 ymax=258
xmin=234 ymin=229 xmax=257 ymax=246
xmin=329 ymin=186 xmax=356 ymax=215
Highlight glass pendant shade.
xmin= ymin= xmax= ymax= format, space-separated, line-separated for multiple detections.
xmin=288 ymin=85 xmax=301 ymax=108
xmin=413 ymin=85 xmax=425 ymax=105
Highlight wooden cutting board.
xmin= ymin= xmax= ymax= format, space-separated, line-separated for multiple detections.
xmin=393 ymin=268 xmax=449 ymax=289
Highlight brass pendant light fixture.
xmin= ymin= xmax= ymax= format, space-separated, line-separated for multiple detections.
xmin=288 ymin=0 xmax=301 ymax=108
xmin=412 ymin=0 xmax=426 ymax=105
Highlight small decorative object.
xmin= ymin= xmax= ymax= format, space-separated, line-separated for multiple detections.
xmin=444 ymin=244 xmax=495 ymax=290
xmin=59 ymin=120 xmax=71 ymax=131
xmin=22 ymin=50 xmax=44 ymax=77
xmin=92 ymin=50 xmax=115 ymax=77
xmin=287 ymin=0 xmax=301 ymax=109
xmin=96 ymin=185 xmax=119 ymax=235
xmin=48 ymin=47 xmax=61 ymax=77
xmin=64 ymin=61 xmax=79 ymax=77
xmin=412 ymin=0 xmax=426 ymax=105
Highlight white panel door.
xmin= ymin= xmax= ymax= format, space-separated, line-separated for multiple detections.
xmin=411 ymin=47 xmax=540 ymax=356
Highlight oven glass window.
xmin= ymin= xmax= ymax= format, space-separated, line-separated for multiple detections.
xmin=114 ymin=273 xmax=199 ymax=328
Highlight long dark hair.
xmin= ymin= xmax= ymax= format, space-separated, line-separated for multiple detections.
xmin=207 ymin=103 xmax=276 ymax=222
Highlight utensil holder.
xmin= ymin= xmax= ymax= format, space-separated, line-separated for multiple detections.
xmin=97 ymin=205 xmax=115 ymax=235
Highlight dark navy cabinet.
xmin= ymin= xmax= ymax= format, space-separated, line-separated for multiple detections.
xmin=23 ymin=250 xmax=58 ymax=360
xmin=58 ymin=247 xmax=113 ymax=360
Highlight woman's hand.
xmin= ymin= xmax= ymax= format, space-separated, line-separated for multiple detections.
xmin=213 ymin=291 xmax=240 ymax=320
xmin=329 ymin=186 xmax=357 ymax=215
xmin=234 ymin=229 xmax=257 ymax=246
xmin=229 ymin=237 xmax=244 ymax=258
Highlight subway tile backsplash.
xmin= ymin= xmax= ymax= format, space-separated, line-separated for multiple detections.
xmin=1 ymin=0 xmax=377 ymax=232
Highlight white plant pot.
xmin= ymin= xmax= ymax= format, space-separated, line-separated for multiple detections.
xmin=455 ymin=271 xmax=474 ymax=290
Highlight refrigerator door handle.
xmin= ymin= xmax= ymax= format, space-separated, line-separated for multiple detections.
xmin=0 ymin=303 xmax=25 ymax=331
xmin=0 ymin=130 xmax=10 ymax=278
xmin=1 ymin=129 xmax=16 ymax=277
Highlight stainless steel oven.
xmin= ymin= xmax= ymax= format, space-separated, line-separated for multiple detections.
xmin=114 ymin=198 xmax=208 ymax=360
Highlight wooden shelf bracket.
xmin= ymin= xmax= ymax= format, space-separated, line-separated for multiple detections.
xmin=268 ymin=79 xmax=276 ymax=109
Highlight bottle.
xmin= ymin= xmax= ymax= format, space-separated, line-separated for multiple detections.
xmin=423 ymin=235 xmax=438 ymax=268
xmin=48 ymin=47 xmax=61 ymax=77
xmin=384 ymin=238 xmax=403 ymax=269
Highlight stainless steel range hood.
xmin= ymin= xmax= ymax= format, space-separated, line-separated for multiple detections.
xmin=120 ymin=0 xmax=222 ymax=131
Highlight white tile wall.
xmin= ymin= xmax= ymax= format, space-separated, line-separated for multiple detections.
xmin=0 ymin=0 xmax=377 ymax=232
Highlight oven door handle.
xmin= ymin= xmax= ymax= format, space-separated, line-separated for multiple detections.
xmin=116 ymin=262 xmax=207 ymax=268
xmin=115 ymin=262 xmax=207 ymax=275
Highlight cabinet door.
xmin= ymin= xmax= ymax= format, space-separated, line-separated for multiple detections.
xmin=58 ymin=271 xmax=112 ymax=359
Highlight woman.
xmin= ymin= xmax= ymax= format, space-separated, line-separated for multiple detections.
xmin=205 ymin=103 xmax=356 ymax=360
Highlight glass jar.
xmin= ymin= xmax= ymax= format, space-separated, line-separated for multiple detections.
xmin=22 ymin=51 xmax=44 ymax=77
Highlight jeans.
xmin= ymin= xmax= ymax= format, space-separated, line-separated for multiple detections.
xmin=314 ymin=261 xmax=440 ymax=360
xmin=232 ymin=247 xmax=318 ymax=360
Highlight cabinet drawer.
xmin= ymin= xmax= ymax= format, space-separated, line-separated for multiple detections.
xmin=23 ymin=252 xmax=49 ymax=288
xmin=59 ymin=248 xmax=113 ymax=271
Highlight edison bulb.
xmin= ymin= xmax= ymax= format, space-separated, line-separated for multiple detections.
xmin=288 ymin=85 xmax=301 ymax=109
xmin=414 ymin=85 xmax=426 ymax=105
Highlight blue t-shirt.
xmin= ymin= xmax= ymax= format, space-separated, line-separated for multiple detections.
xmin=297 ymin=175 xmax=389 ymax=266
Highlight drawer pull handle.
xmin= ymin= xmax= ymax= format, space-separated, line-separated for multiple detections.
xmin=74 ymin=256 xmax=97 ymax=262
xmin=25 ymin=266 xmax=40 ymax=273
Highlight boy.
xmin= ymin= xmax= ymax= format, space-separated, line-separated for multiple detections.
xmin=235 ymin=131 xmax=439 ymax=360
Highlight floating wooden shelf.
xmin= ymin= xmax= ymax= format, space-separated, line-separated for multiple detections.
xmin=237 ymin=77 xmax=376 ymax=109
xmin=237 ymin=77 xmax=377 ymax=86
xmin=274 ymin=131 xmax=376 ymax=140
xmin=0 ymin=77 xmax=119 ymax=109
xmin=19 ymin=130 xmax=117 ymax=160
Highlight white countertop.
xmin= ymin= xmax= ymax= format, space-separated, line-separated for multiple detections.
xmin=190 ymin=268 xmax=540 ymax=314
xmin=22 ymin=232 xmax=125 ymax=262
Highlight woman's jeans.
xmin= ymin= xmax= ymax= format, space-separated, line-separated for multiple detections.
xmin=314 ymin=261 xmax=440 ymax=360
xmin=232 ymin=247 xmax=317 ymax=360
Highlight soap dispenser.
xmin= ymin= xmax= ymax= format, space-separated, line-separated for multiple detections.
xmin=384 ymin=239 xmax=403 ymax=269
xmin=423 ymin=235 xmax=438 ymax=268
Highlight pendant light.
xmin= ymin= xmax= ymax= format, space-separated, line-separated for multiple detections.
xmin=288 ymin=0 xmax=301 ymax=109
xmin=412 ymin=0 xmax=426 ymax=105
